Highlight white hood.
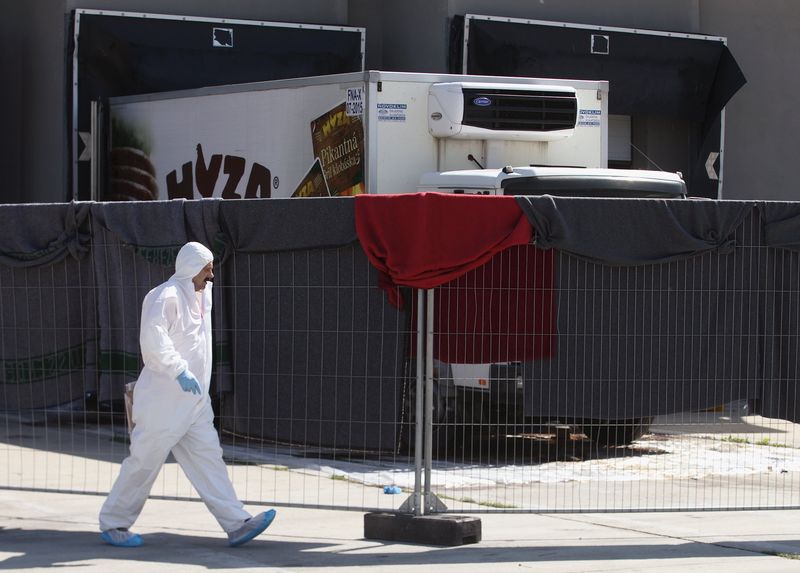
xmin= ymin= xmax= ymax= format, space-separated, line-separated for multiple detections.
xmin=172 ymin=242 xmax=213 ymax=280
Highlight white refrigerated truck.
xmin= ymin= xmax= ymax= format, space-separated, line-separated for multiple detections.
xmin=103 ymin=70 xmax=685 ymax=451
xmin=103 ymin=70 xmax=685 ymax=202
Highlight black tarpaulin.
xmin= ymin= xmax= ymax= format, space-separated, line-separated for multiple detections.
xmin=7 ymin=196 xmax=800 ymax=439
xmin=516 ymin=200 xmax=764 ymax=420
xmin=219 ymin=197 xmax=357 ymax=253
xmin=0 ymin=203 xmax=96 ymax=409
xmin=74 ymin=13 xmax=363 ymax=102
xmin=761 ymin=202 xmax=800 ymax=252
xmin=515 ymin=195 xmax=755 ymax=265
xmin=0 ymin=202 xmax=91 ymax=268
xmin=451 ymin=16 xmax=747 ymax=199
xmin=511 ymin=197 xmax=800 ymax=423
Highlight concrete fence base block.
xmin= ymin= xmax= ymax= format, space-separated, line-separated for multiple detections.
xmin=364 ymin=512 xmax=481 ymax=546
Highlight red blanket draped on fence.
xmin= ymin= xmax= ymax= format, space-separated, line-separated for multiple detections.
xmin=355 ymin=193 xmax=533 ymax=306
xmin=355 ymin=193 xmax=555 ymax=362
xmin=429 ymin=244 xmax=555 ymax=362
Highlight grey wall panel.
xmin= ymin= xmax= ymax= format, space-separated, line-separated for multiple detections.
xmin=699 ymin=1 xmax=800 ymax=200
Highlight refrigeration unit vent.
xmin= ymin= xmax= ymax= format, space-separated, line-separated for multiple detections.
xmin=428 ymin=82 xmax=578 ymax=141
xmin=462 ymin=88 xmax=577 ymax=132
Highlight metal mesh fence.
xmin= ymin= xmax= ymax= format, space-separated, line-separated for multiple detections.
xmin=2 ymin=201 xmax=800 ymax=514
xmin=1 ymin=223 xmax=416 ymax=512
xmin=426 ymin=211 xmax=800 ymax=512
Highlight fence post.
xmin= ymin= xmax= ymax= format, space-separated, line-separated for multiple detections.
xmin=424 ymin=288 xmax=447 ymax=513
xmin=401 ymin=288 xmax=446 ymax=515
xmin=413 ymin=288 xmax=425 ymax=516
xmin=423 ymin=288 xmax=434 ymax=513
xmin=366 ymin=286 xmax=478 ymax=545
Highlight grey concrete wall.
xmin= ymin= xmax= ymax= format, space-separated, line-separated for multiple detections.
xmin=22 ymin=2 xmax=67 ymax=204
xmin=0 ymin=1 xmax=25 ymax=203
xmin=348 ymin=0 xmax=384 ymax=70
xmin=352 ymin=0 xmax=704 ymax=79
xmin=349 ymin=0 xmax=448 ymax=72
xmin=699 ymin=1 xmax=800 ymax=200
xmin=447 ymin=0 xmax=700 ymax=32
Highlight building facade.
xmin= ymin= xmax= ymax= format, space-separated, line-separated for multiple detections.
xmin=1 ymin=0 xmax=795 ymax=203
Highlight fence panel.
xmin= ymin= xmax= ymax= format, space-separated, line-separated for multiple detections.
xmin=0 ymin=200 xmax=417 ymax=513
xmin=3 ymin=199 xmax=800 ymax=514
xmin=426 ymin=210 xmax=800 ymax=512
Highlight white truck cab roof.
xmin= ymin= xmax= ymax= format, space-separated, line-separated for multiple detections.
xmin=418 ymin=166 xmax=687 ymax=198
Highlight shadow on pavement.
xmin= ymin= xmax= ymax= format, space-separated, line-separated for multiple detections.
xmin=0 ymin=526 xmax=791 ymax=570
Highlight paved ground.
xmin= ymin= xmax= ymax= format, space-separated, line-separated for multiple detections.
xmin=2 ymin=488 xmax=800 ymax=572
xmin=3 ymin=404 xmax=800 ymax=571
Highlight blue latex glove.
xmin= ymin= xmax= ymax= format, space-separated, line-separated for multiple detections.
xmin=176 ymin=370 xmax=202 ymax=395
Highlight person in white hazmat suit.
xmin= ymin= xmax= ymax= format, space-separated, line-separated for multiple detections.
xmin=99 ymin=242 xmax=276 ymax=548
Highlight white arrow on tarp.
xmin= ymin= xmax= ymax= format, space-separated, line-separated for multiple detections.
xmin=705 ymin=151 xmax=720 ymax=180
xmin=78 ymin=132 xmax=91 ymax=161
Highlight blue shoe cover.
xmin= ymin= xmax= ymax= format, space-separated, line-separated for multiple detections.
xmin=228 ymin=509 xmax=276 ymax=547
xmin=101 ymin=528 xmax=143 ymax=547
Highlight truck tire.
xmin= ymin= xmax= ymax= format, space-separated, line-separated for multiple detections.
xmin=398 ymin=363 xmax=488 ymax=459
xmin=430 ymin=380 xmax=459 ymax=458
xmin=445 ymin=389 xmax=490 ymax=460
xmin=581 ymin=417 xmax=653 ymax=448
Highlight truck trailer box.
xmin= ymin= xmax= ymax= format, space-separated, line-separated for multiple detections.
xmin=102 ymin=71 xmax=610 ymax=201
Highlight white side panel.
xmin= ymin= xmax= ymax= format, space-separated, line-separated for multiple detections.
xmin=545 ymin=86 xmax=607 ymax=168
xmin=110 ymin=72 xmax=609 ymax=198
xmin=483 ymin=141 xmax=548 ymax=170
xmin=450 ymin=364 xmax=492 ymax=390
xmin=110 ymin=79 xmax=365 ymax=200
xmin=372 ymin=81 xmax=438 ymax=195
xmin=439 ymin=140 xmax=486 ymax=172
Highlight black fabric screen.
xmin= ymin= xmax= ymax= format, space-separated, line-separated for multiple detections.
xmin=450 ymin=16 xmax=746 ymax=199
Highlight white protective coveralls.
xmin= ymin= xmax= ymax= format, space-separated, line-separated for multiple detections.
xmin=99 ymin=242 xmax=251 ymax=533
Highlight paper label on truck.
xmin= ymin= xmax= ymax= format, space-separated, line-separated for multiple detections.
xmin=578 ymin=109 xmax=601 ymax=127
xmin=377 ymin=103 xmax=407 ymax=122
xmin=345 ymin=87 xmax=364 ymax=117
